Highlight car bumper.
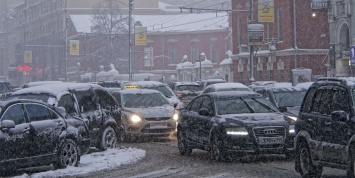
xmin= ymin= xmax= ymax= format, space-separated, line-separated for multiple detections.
xmin=124 ymin=121 xmax=177 ymax=137
xmin=222 ymin=134 xmax=295 ymax=155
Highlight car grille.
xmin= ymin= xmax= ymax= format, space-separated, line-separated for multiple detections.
xmin=145 ymin=117 xmax=171 ymax=121
xmin=253 ymin=126 xmax=285 ymax=137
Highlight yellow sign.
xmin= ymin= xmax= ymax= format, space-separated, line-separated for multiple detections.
xmin=124 ymin=85 xmax=141 ymax=89
xmin=24 ymin=51 xmax=32 ymax=63
xmin=258 ymin=0 xmax=274 ymax=23
xmin=134 ymin=27 xmax=147 ymax=46
xmin=70 ymin=40 xmax=79 ymax=55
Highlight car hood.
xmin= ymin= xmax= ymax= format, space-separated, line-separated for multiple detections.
xmin=215 ymin=113 xmax=289 ymax=128
xmin=124 ymin=106 xmax=175 ymax=118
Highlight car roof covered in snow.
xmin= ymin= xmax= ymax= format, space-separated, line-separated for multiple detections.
xmin=204 ymin=91 xmax=261 ymax=99
xmin=205 ymin=82 xmax=251 ymax=90
xmin=261 ymin=86 xmax=308 ymax=92
xmin=122 ymin=81 xmax=167 ymax=88
xmin=112 ymin=88 xmax=163 ymax=95
xmin=174 ymin=82 xmax=200 ymax=86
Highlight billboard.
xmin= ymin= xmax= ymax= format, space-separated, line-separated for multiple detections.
xmin=135 ymin=26 xmax=147 ymax=46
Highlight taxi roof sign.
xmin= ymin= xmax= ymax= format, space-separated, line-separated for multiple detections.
xmin=124 ymin=85 xmax=141 ymax=89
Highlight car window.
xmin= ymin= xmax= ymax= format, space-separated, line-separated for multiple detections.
xmin=274 ymin=91 xmax=307 ymax=107
xmin=25 ymin=104 xmax=51 ymax=122
xmin=0 ymin=83 xmax=12 ymax=94
xmin=1 ymin=104 xmax=25 ymax=125
xmin=71 ymin=89 xmax=97 ymax=112
xmin=145 ymin=85 xmax=174 ymax=97
xmin=95 ymin=89 xmax=117 ymax=108
xmin=9 ymin=93 xmax=52 ymax=103
xmin=111 ymin=93 xmax=121 ymax=106
xmin=58 ymin=94 xmax=76 ymax=114
xmin=203 ymin=88 xmax=215 ymax=94
xmin=177 ymin=85 xmax=201 ymax=91
xmin=332 ymin=88 xmax=349 ymax=113
xmin=200 ymin=96 xmax=213 ymax=112
xmin=300 ymin=87 xmax=316 ymax=113
xmin=189 ymin=96 xmax=204 ymax=112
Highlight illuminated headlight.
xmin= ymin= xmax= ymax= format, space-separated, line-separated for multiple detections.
xmin=173 ymin=113 xmax=179 ymax=121
xmin=130 ymin=114 xmax=142 ymax=123
xmin=288 ymin=116 xmax=297 ymax=121
xmin=225 ymin=127 xmax=248 ymax=135
xmin=289 ymin=125 xmax=295 ymax=134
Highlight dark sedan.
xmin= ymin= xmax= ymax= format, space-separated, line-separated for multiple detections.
xmin=177 ymin=91 xmax=295 ymax=161
xmin=0 ymin=99 xmax=84 ymax=175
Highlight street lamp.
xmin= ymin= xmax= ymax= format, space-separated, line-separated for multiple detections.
xmin=199 ymin=52 xmax=205 ymax=80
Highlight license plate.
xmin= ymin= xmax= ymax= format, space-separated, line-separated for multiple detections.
xmin=150 ymin=123 xmax=168 ymax=129
xmin=258 ymin=137 xmax=284 ymax=145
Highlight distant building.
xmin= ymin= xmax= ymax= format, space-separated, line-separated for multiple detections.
xmin=231 ymin=0 xmax=329 ymax=85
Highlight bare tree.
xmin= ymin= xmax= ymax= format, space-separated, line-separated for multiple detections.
xmin=87 ymin=0 xmax=130 ymax=73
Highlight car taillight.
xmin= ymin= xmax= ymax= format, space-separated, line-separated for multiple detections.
xmin=175 ymin=92 xmax=183 ymax=98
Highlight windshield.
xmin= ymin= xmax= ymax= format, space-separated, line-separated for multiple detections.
xmin=176 ymin=85 xmax=202 ymax=91
xmin=274 ymin=91 xmax=307 ymax=107
xmin=122 ymin=93 xmax=169 ymax=108
xmin=145 ymin=86 xmax=174 ymax=97
xmin=215 ymin=97 xmax=278 ymax=115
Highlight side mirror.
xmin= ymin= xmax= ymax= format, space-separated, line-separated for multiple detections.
xmin=57 ymin=106 xmax=66 ymax=113
xmin=1 ymin=120 xmax=15 ymax=130
xmin=279 ymin=107 xmax=287 ymax=112
xmin=199 ymin=109 xmax=212 ymax=116
xmin=331 ymin=110 xmax=348 ymax=122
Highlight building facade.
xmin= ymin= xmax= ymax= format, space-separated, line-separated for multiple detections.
xmin=231 ymin=0 xmax=330 ymax=85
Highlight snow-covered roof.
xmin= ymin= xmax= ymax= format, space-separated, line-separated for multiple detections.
xmin=219 ymin=58 xmax=232 ymax=65
xmin=206 ymin=82 xmax=251 ymax=90
xmin=123 ymin=81 xmax=166 ymax=87
xmin=70 ymin=13 xmax=229 ymax=34
xmin=194 ymin=60 xmax=213 ymax=68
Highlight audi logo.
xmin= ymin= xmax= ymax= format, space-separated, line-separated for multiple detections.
xmin=263 ymin=129 xmax=277 ymax=135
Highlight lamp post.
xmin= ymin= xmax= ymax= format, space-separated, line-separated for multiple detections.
xmin=199 ymin=52 xmax=205 ymax=80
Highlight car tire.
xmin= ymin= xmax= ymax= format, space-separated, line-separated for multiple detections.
xmin=54 ymin=139 xmax=80 ymax=169
xmin=99 ymin=126 xmax=117 ymax=151
xmin=347 ymin=145 xmax=355 ymax=178
xmin=210 ymin=133 xmax=228 ymax=162
xmin=177 ymin=129 xmax=192 ymax=156
xmin=297 ymin=141 xmax=322 ymax=178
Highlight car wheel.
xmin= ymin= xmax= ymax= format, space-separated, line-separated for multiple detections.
xmin=210 ymin=133 xmax=228 ymax=162
xmin=54 ymin=139 xmax=80 ymax=169
xmin=298 ymin=141 xmax=322 ymax=178
xmin=347 ymin=146 xmax=355 ymax=178
xmin=177 ymin=129 xmax=192 ymax=156
xmin=99 ymin=126 xmax=117 ymax=151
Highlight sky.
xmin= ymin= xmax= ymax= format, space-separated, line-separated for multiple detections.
xmin=12 ymin=147 xmax=146 ymax=178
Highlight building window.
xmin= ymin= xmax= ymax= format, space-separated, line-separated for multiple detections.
xmin=279 ymin=70 xmax=284 ymax=81
xmin=191 ymin=47 xmax=199 ymax=63
xmin=268 ymin=71 xmax=273 ymax=81
xmin=237 ymin=17 xmax=242 ymax=48
xmin=210 ymin=45 xmax=217 ymax=63
xmin=258 ymin=71 xmax=263 ymax=81
xmin=277 ymin=9 xmax=283 ymax=41
xmin=239 ymin=72 xmax=244 ymax=84
xmin=168 ymin=47 xmax=178 ymax=64
xmin=267 ymin=23 xmax=272 ymax=40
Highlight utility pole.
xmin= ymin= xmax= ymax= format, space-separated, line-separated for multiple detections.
xmin=128 ymin=0 xmax=133 ymax=81
xmin=249 ymin=0 xmax=255 ymax=84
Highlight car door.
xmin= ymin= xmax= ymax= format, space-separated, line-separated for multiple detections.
xmin=310 ymin=87 xmax=334 ymax=162
xmin=325 ymin=86 xmax=350 ymax=164
xmin=0 ymin=103 xmax=31 ymax=161
xmin=182 ymin=96 xmax=204 ymax=143
xmin=196 ymin=96 xmax=214 ymax=145
xmin=24 ymin=103 xmax=65 ymax=156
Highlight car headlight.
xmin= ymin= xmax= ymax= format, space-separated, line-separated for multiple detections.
xmin=225 ymin=127 xmax=248 ymax=135
xmin=173 ymin=113 xmax=179 ymax=121
xmin=288 ymin=116 xmax=297 ymax=121
xmin=130 ymin=114 xmax=142 ymax=123
xmin=289 ymin=125 xmax=295 ymax=134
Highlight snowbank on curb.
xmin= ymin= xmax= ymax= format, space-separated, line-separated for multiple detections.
xmin=14 ymin=147 xmax=146 ymax=178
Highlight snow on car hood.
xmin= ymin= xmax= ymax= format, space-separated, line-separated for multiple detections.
xmin=124 ymin=106 xmax=175 ymax=118
xmin=215 ymin=113 xmax=289 ymax=128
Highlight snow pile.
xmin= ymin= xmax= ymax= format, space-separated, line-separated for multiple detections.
xmin=14 ymin=147 xmax=146 ymax=178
